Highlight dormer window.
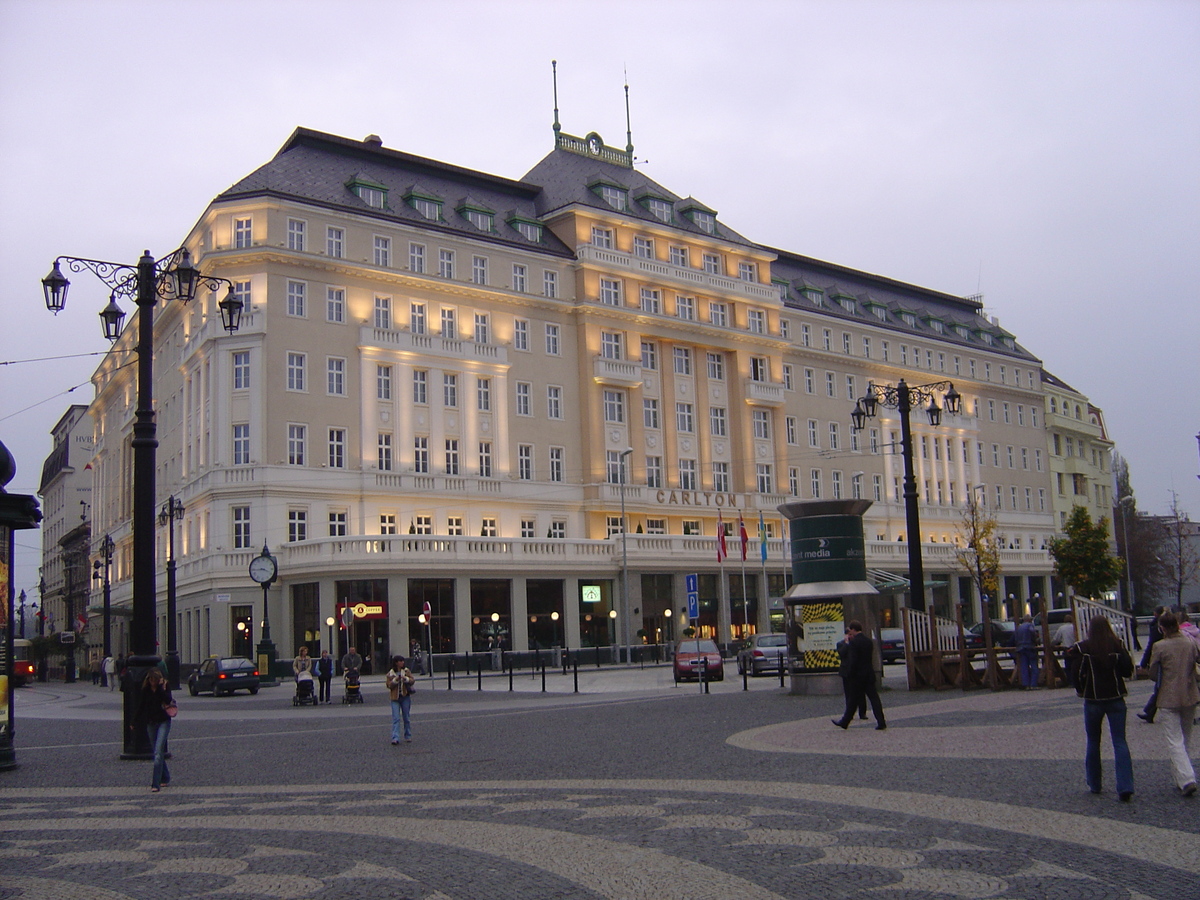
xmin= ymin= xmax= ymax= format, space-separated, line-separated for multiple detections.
xmin=509 ymin=218 xmax=543 ymax=242
xmin=924 ymin=317 xmax=945 ymax=334
xmin=804 ymin=289 xmax=824 ymax=307
xmin=899 ymin=311 xmax=917 ymax=327
xmin=406 ymin=188 xmax=443 ymax=221
xmin=977 ymin=330 xmax=994 ymax=345
xmin=1000 ymin=335 xmax=1015 ymax=349
xmin=691 ymin=211 xmax=716 ymax=234
xmin=644 ymin=197 xmax=673 ymax=223
xmin=953 ymin=324 xmax=970 ymax=338
xmin=347 ymin=175 xmax=388 ymax=209
xmin=835 ymin=295 xmax=857 ymax=314
xmin=775 ymin=281 xmax=789 ymax=302
xmin=599 ymin=185 xmax=627 ymax=210
xmin=865 ymin=302 xmax=887 ymax=321
xmin=458 ymin=203 xmax=495 ymax=233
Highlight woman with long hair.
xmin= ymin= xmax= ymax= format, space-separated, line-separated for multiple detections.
xmin=134 ymin=667 xmax=175 ymax=792
xmin=1067 ymin=616 xmax=1134 ymax=801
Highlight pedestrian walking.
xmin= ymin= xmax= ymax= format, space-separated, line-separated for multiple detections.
xmin=315 ymin=650 xmax=334 ymax=703
xmin=102 ymin=654 xmax=115 ymax=690
xmin=1067 ymin=616 xmax=1134 ymax=801
xmin=134 ymin=668 xmax=175 ymax=793
xmin=836 ymin=630 xmax=867 ymax=721
xmin=1146 ymin=610 xmax=1200 ymax=797
xmin=831 ymin=621 xmax=885 ymax=730
xmin=1053 ymin=614 xmax=1076 ymax=688
xmin=114 ymin=654 xmax=126 ymax=691
xmin=386 ymin=655 xmax=415 ymax=745
xmin=1014 ymin=615 xmax=1039 ymax=689
xmin=1137 ymin=606 xmax=1166 ymax=723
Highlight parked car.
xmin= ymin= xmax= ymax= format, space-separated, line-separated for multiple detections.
xmin=673 ymin=639 xmax=724 ymax=682
xmin=879 ymin=628 xmax=906 ymax=664
xmin=1032 ymin=609 xmax=1073 ymax=628
xmin=967 ymin=620 xmax=1017 ymax=648
xmin=736 ymin=633 xmax=790 ymax=676
xmin=188 ymin=656 xmax=260 ymax=696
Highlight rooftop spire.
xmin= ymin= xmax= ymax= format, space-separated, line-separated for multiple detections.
xmin=624 ymin=67 xmax=634 ymax=156
xmin=552 ymin=59 xmax=561 ymax=135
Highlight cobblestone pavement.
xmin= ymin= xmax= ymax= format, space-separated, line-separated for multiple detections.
xmin=2 ymin=666 xmax=1197 ymax=899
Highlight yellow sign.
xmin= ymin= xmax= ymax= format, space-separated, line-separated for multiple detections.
xmin=352 ymin=603 xmax=383 ymax=618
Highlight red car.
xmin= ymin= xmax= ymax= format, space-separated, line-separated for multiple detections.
xmin=673 ymin=639 xmax=725 ymax=683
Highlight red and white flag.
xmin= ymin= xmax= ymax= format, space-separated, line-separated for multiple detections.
xmin=738 ymin=514 xmax=749 ymax=562
xmin=716 ymin=511 xmax=727 ymax=562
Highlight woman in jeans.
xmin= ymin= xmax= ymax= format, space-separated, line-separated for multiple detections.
xmin=134 ymin=668 xmax=174 ymax=792
xmin=385 ymin=655 xmax=414 ymax=745
xmin=1067 ymin=616 xmax=1134 ymax=801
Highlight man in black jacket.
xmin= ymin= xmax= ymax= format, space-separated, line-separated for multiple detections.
xmin=832 ymin=621 xmax=886 ymax=730
xmin=1137 ymin=606 xmax=1166 ymax=723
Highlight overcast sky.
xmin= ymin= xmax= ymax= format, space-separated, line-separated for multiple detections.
xmin=2 ymin=0 xmax=1197 ymax=599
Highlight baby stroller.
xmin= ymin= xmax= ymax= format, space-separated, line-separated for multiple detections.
xmin=293 ymin=671 xmax=319 ymax=707
xmin=342 ymin=667 xmax=363 ymax=704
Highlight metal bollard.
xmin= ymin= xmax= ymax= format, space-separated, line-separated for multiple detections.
xmin=508 ymin=658 xmax=514 ymax=692
xmin=477 ymin=655 xmax=483 ymax=691
xmin=448 ymin=656 xmax=454 ymax=690
xmin=573 ymin=655 xmax=579 ymax=693
xmin=743 ymin=665 xmax=748 ymax=691
xmin=541 ymin=661 xmax=547 ymax=693
xmin=779 ymin=659 xmax=786 ymax=688
xmin=700 ymin=662 xmax=707 ymax=694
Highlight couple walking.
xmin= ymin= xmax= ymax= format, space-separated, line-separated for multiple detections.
xmin=832 ymin=620 xmax=886 ymax=731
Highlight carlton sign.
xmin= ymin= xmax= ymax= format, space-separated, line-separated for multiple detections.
xmin=653 ymin=490 xmax=744 ymax=508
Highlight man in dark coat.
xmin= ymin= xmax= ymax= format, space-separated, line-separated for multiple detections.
xmin=832 ymin=621 xmax=886 ymax=730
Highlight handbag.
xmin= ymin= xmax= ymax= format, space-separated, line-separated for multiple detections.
xmin=164 ymin=701 xmax=179 ymax=718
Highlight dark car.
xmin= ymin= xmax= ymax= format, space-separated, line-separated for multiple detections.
xmin=188 ymin=656 xmax=260 ymax=696
xmin=736 ymin=633 xmax=790 ymax=676
xmin=1032 ymin=609 xmax=1073 ymax=628
xmin=879 ymin=628 xmax=905 ymax=664
xmin=673 ymin=639 xmax=724 ymax=683
xmin=967 ymin=620 xmax=1017 ymax=648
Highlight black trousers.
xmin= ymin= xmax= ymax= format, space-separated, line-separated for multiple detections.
xmin=841 ymin=676 xmax=867 ymax=718
xmin=840 ymin=679 xmax=885 ymax=726
xmin=318 ymin=675 xmax=332 ymax=701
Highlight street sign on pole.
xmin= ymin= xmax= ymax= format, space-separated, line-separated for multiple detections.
xmin=685 ymin=573 xmax=699 ymax=621
xmin=340 ymin=605 xmax=354 ymax=629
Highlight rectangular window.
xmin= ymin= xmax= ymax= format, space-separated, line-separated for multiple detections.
xmin=1021 ymin=447 xmax=1029 ymax=470
xmin=675 ymin=296 xmax=695 ymax=320
xmin=703 ymin=252 xmax=721 ymax=275
xmin=872 ymin=474 xmax=883 ymax=502
xmin=286 ymin=352 xmax=306 ymax=391
xmin=438 ymin=248 xmax=454 ymax=279
xmin=992 ymin=444 xmax=1000 ymax=467
xmin=846 ymin=375 xmax=856 ymax=401
xmin=756 ymin=464 xmax=774 ymax=494
xmin=669 ymin=245 xmax=689 ymax=267
xmin=476 ymin=377 xmax=491 ymax=411
xmin=287 ymin=424 xmax=306 ymax=465
xmin=546 ymin=386 xmax=562 ymax=419
xmin=643 ymin=398 xmax=660 ymax=429
xmin=606 ymin=515 xmax=623 ymax=537
xmin=448 ymin=517 xmax=464 ymax=536
xmin=645 ymin=519 xmax=665 ymax=535
xmin=414 ymin=516 xmax=432 ymax=535
xmin=712 ymin=461 xmax=730 ymax=493
xmin=842 ymin=332 xmax=852 ymax=354
xmin=748 ymin=309 xmax=765 ymax=334
xmin=515 ymin=382 xmax=531 ymax=416
xmin=1035 ymin=449 xmax=1043 ymax=472
xmin=287 ymin=218 xmax=306 ymax=252
xmin=709 ymin=406 xmax=727 ymax=437
xmin=232 ymin=424 xmax=250 ymax=466
xmin=1031 ymin=406 xmax=1039 ymax=428
xmin=234 ymin=217 xmax=252 ymax=249
xmin=543 ymin=270 xmax=558 ymax=298
xmin=233 ymin=351 xmax=250 ymax=390
xmin=706 ymin=352 xmax=725 ymax=380
xmin=676 ymin=402 xmax=694 ymax=433
xmin=513 ymin=318 xmax=529 ymax=351
xmin=412 ymin=370 xmax=428 ymax=404
xmin=789 ymin=467 xmax=801 ymax=497
xmin=326 ymin=226 xmax=343 ymax=258
xmin=831 ymin=471 xmax=843 ymax=500
xmin=828 ymin=422 xmax=840 ymax=451
xmin=474 ymin=313 xmax=490 ymax=344
xmin=377 ymin=432 xmax=392 ymax=471
xmin=606 ymin=450 xmax=624 ymax=485
xmin=823 ymin=329 xmax=833 ymax=351
xmin=232 ymin=506 xmax=251 ymax=548
xmin=326 ymin=357 xmax=345 ymax=395
xmin=751 ymin=356 xmax=769 ymax=382
xmin=678 ymin=458 xmax=697 ymax=490
xmin=288 ymin=510 xmax=308 ymax=543
xmin=804 ymin=368 xmax=815 ymax=394
xmin=641 ymin=341 xmax=658 ymax=370
xmin=645 ymin=456 xmax=662 ymax=488
xmin=673 ymin=346 xmax=692 ymax=376
xmin=1003 ymin=402 xmax=1011 ymax=425
xmin=634 ymin=236 xmax=654 ymax=258
xmin=478 ymin=442 xmax=493 ymax=478
xmin=545 ymin=324 xmax=560 ymax=355
xmin=869 ymin=428 xmax=880 ymax=454
xmin=441 ymin=307 xmax=457 ymax=339
xmin=472 ymin=255 xmax=488 ymax=285
xmin=739 ymin=261 xmax=757 ymax=282
xmin=599 ymin=278 xmax=622 ymax=306
xmin=520 ymin=520 xmax=536 ymax=538
xmin=549 ymin=447 xmax=564 ymax=483
xmin=512 ymin=264 xmax=527 ymax=292
xmin=324 ymin=287 xmax=345 ymax=323
xmin=374 ymin=236 xmax=391 ymax=267
xmin=708 ymin=302 xmax=728 ymax=327
xmin=603 ymin=390 xmax=625 ymax=424
xmin=443 ymin=373 xmax=458 ymax=408
xmin=286 ymin=280 xmax=306 ymax=317
xmin=826 ymin=372 xmax=836 ymax=397
xmin=413 ymin=436 xmax=429 ymax=474
xmin=753 ymin=409 xmax=771 ymax=440
xmin=801 ymin=324 xmax=811 ymax=347
xmin=517 ymin=444 xmax=533 ymax=480
xmin=410 ymin=302 xmax=426 ymax=334
xmin=782 ymin=364 xmax=793 ymax=391
xmin=808 ymin=419 xmax=819 ymax=448
xmin=786 ymin=416 xmax=798 ymax=445
xmin=640 ymin=287 xmax=661 ymax=314
xmin=601 ymin=331 xmax=623 ymax=360
xmin=409 ymin=243 xmax=425 ymax=273
xmin=591 ymin=226 xmax=613 ymax=249
xmin=444 ymin=439 xmax=460 ymax=475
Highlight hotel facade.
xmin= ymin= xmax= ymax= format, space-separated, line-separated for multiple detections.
xmin=74 ymin=126 xmax=1080 ymax=666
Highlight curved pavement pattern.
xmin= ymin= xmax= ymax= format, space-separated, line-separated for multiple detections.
xmin=2 ymin=673 xmax=1196 ymax=899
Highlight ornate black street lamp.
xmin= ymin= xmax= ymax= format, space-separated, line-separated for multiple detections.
xmin=43 ymin=248 xmax=242 ymax=758
xmin=159 ymin=496 xmax=184 ymax=688
xmin=92 ymin=533 xmax=114 ymax=658
xmin=851 ymin=379 xmax=961 ymax=612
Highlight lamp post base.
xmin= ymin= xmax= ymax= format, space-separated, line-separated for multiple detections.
xmin=256 ymin=639 xmax=278 ymax=685
xmin=119 ymin=655 xmax=159 ymax=760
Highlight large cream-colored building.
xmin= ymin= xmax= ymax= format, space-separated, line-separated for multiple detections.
xmin=1042 ymin=371 xmax=1115 ymax=538
xmin=79 ymin=126 xmax=1071 ymax=665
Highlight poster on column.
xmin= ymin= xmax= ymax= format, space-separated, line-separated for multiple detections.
xmin=798 ymin=598 xmax=844 ymax=672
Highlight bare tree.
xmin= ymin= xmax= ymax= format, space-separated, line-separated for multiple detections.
xmin=1160 ymin=492 xmax=1200 ymax=607
xmin=954 ymin=488 xmax=1002 ymax=690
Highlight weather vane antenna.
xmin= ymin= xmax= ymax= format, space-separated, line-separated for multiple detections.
xmin=552 ymin=59 xmax=561 ymax=135
xmin=624 ymin=65 xmax=634 ymax=155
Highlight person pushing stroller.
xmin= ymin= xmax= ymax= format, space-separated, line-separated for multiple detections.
xmin=341 ymin=646 xmax=364 ymax=704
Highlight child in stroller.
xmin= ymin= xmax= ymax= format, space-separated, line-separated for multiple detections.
xmin=342 ymin=648 xmax=364 ymax=704
xmin=292 ymin=646 xmax=318 ymax=707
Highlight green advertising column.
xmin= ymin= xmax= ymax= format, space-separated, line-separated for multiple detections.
xmin=778 ymin=500 xmax=878 ymax=695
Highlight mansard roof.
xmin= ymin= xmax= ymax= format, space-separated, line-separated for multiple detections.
xmin=217 ymin=128 xmax=574 ymax=257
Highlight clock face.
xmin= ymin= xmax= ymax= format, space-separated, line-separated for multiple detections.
xmin=587 ymin=135 xmax=602 ymax=154
xmin=249 ymin=555 xmax=276 ymax=584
